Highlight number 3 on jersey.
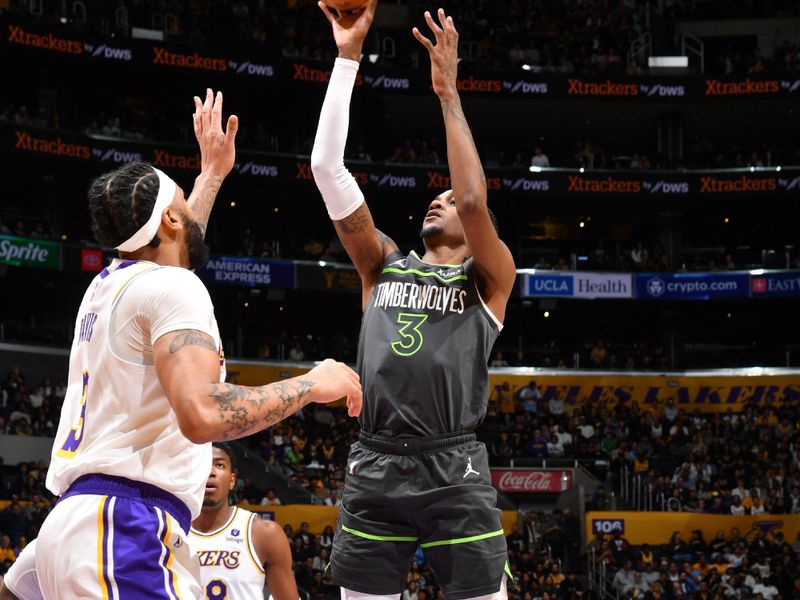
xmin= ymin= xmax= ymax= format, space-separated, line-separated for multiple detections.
xmin=56 ymin=371 xmax=89 ymax=458
xmin=391 ymin=313 xmax=428 ymax=357
xmin=206 ymin=579 xmax=228 ymax=600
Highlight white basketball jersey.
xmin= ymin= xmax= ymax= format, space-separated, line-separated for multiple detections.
xmin=47 ymin=259 xmax=225 ymax=519
xmin=190 ymin=507 xmax=266 ymax=600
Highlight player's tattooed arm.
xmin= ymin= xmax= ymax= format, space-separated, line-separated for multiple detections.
xmin=333 ymin=205 xmax=398 ymax=301
xmin=186 ymin=173 xmax=224 ymax=238
xmin=207 ymin=379 xmax=315 ymax=440
xmin=154 ymin=329 xmax=362 ymax=443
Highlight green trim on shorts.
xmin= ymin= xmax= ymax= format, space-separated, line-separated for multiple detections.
xmin=504 ymin=559 xmax=514 ymax=580
xmin=420 ymin=529 xmax=505 ymax=548
xmin=340 ymin=524 xmax=419 ymax=542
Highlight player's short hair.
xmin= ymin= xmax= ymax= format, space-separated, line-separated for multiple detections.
xmin=87 ymin=161 xmax=163 ymax=249
xmin=212 ymin=442 xmax=237 ymax=471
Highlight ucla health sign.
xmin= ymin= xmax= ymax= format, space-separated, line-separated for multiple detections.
xmin=197 ymin=256 xmax=295 ymax=289
xmin=522 ymin=272 xmax=632 ymax=299
xmin=525 ymin=273 xmax=573 ymax=297
xmin=751 ymin=271 xmax=800 ymax=298
xmin=635 ymin=272 xmax=749 ymax=300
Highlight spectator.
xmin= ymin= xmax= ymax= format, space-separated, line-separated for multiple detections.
xmin=530 ymin=147 xmax=550 ymax=168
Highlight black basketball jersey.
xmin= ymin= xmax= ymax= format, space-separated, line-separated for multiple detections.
xmin=356 ymin=250 xmax=502 ymax=437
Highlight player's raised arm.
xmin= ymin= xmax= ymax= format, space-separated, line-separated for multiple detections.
xmin=154 ymin=327 xmax=361 ymax=444
xmin=187 ymin=88 xmax=239 ymax=238
xmin=311 ymin=0 xmax=398 ymax=307
xmin=413 ymin=10 xmax=516 ymax=321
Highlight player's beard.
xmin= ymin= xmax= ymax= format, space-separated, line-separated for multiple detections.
xmin=419 ymin=224 xmax=443 ymax=239
xmin=181 ymin=214 xmax=210 ymax=271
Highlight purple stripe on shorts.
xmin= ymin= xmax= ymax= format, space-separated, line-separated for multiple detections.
xmin=101 ymin=497 xmax=114 ymax=599
xmin=109 ymin=498 xmax=176 ymax=599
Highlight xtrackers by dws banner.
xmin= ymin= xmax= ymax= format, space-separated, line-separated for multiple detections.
xmin=7 ymin=125 xmax=798 ymax=199
xmin=5 ymin=22 xmax=800 ymax=102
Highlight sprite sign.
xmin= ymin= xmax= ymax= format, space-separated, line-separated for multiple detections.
xmin=0 ymin=235 xmax=61 ymax=270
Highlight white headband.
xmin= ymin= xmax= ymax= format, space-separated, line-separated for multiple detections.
xmin=115 ymin=168 xmax=177 ymax=252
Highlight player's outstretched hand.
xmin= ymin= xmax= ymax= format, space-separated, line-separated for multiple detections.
xmin=307 ymin=358 xmax=363 ymax=417
xmin=412 ymin=8 xmax=459 ymax=101
xmin=192 ymin=88 xmax=238 ymax=178
xmin=317 ymin=0 xmax=377 ymax=62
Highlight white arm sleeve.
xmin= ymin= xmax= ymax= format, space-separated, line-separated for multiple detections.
xmin=310 ymin=57 xmax=365 ymax=221
xmin=4 ymin=539 xmax=42 ymax=600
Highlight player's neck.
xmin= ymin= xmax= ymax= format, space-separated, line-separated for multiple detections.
xmin=119 ymin=244 xmax=182 ymax=268
xmin=420 ymin=245 xmax=468 ymax=267
xmin=192 ymin=503 xmax=235 ymax=533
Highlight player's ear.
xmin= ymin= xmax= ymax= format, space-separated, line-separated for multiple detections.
xmin=229 ymin=469 xmax=237 ymax=492
xmin=162 ymin=206 xmax=182 ymax=230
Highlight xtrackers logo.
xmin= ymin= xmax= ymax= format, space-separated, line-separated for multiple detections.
xmin=8 ymin=25 xmax=82 ymax=54
xmin=567 ymin=176 xmax=641 ymax=193
xmin=426 ymin=171 xmax=502 ymax=191
xmin=15 ymin=130 xmax=90 ymax=159
xmin=567 ymin=79 xmax=638 ymax=96
xmin=456 ymin=76 xmax=502 ymax=93
xmin=705 ymin=78 xmax=780 ymax=95
xmin=153 ymin=48 xmax=226 ymax=71
xmin=152 ymin=149 xmax=200 ymax=170
xmin=699 ymin=176 xmax=777 ymax=193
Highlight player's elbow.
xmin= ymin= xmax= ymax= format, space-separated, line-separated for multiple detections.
xmin=455 ymin=191 xmax=486 ymax=213
xmin=173 ymin=397 xmax=217 ymax=444
xmin=310 ymin=147 xmax=335 ymax=179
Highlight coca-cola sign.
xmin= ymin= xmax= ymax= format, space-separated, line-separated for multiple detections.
xmin=491 ymin=469 xmax=572 ymax=493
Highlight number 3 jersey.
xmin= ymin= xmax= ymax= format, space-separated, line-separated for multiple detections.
xmin=46 ymin=259 xmax=225 ymax=519
xmin=357 ymin=250 xmax=502 ymax=438
xmin=189 ymin=507 xmax=265 ymax=600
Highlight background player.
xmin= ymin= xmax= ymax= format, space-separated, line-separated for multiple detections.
xmin=190 ymin=443 xmax=298 ymax=600
xmin=311 ymin=3 xmax=517 ymax=599
xmin=36 ymin=90 xmax=362 ymax=599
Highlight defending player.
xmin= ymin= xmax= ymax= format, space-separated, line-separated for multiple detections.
xmin=311 ymin=3 xmax=517 ymax=599
xmin=36 ymin=90 xmax=362 ymax=599
xmin=190 ymin=443 xmax=298 ymax=600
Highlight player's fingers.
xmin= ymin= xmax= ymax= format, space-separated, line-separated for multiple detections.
xmin=202 ymin=88 xmax=213 ymax=129
xmin=318 ymin=1 xmax=336 ymax=23
xmin=364 ymin=0 xmax=378 ymax=19
xmin=424 ymin=10 xmax=443 ymax=39
xmin=412 ymin=27 xmax=435 ymax=52
xmin=211 ymin=91 xmax=223 ymax=131
xmin=225 ymin=115 xmax=238 ymax=146
xmin=446 ymin=15 xmax=459 ymax=40
xmin=437 ymin=8 xmax=448 ymax=31
xmin=347 ymin=387 xmax=363 ymax=417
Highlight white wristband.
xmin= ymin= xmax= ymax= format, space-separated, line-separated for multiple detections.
xmin=310 ymin=58 xmax=365 ymax=221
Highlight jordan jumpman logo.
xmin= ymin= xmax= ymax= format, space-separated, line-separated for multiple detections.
xmin=463 ymin=457 xmax=480 ymax=478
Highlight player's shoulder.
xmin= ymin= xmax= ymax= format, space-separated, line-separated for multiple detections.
xmin=139 ymin=264 xmax=205 ymax=287
xmin=126 ymin=264 xmax=209 ymax=300
xmin=247 ymin=512 xmax=284 ymax=540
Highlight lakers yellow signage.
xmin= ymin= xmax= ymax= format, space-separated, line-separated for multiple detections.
xmin=586 ymin=511 xmax=800 ymax=545
xmin=226 ymin=360 xmax=800 ymax=413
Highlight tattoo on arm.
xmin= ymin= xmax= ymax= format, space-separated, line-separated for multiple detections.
xmin=169 ymin=329 xmax=218 ymax=354
xmin=206 ymin=379 xmax=316 ymax=440
xmin=189 ymin=174 xmax=224 ymax=238
xmin=336 ymin=204 xmax=372 ymax=234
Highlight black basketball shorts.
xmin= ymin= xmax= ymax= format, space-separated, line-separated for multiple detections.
xmin=331 ymin=431 xmax=510 ymax=599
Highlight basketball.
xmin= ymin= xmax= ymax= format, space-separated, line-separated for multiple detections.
xmin=324 ymin=0 xmax=371 ymax=16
